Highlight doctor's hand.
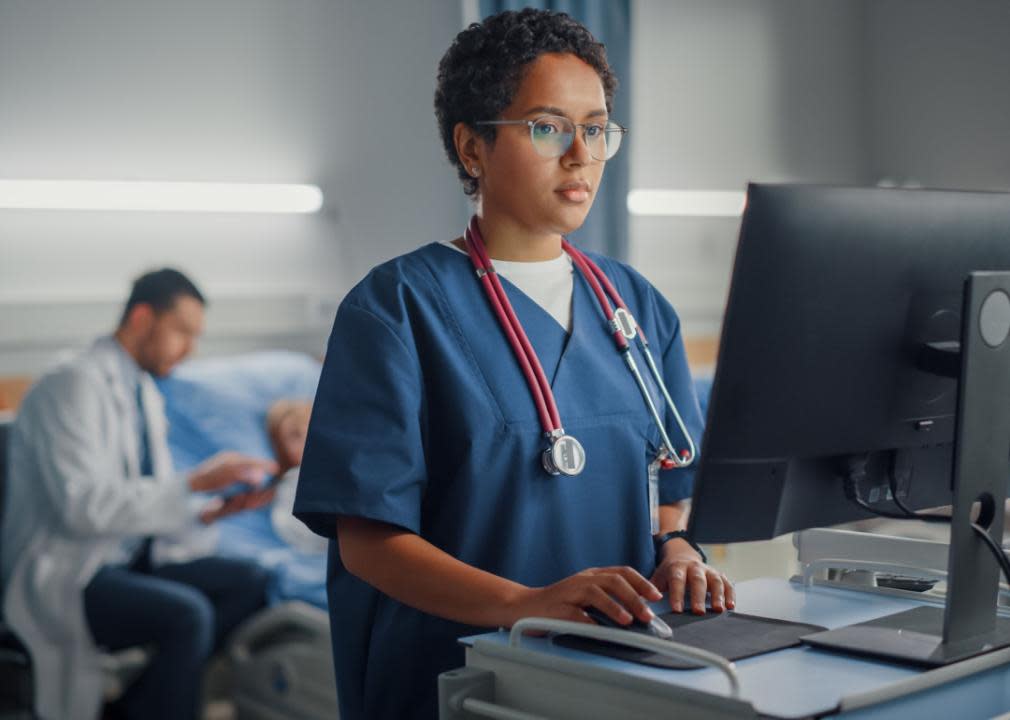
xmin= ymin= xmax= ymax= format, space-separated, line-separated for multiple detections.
xmin=506 ymin=566 xmax=663 ymax=629
xmin=198 ymin=485 xmax=277 ymax=524
xmin=187 ymin=452 xmax=279 ymax=494
xmin=650 ymin=540 xmax=734 ymax=615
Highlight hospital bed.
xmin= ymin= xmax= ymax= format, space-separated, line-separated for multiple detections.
xmin=156 ymin=351 xmax=338 ymax=718
xmin=440 ymin=528 xmax=1010 ymax=719
xmin=227 ymin=601 xmax=337 ymax=720
xmin=157 ymin=350 xmax=327 ymax=606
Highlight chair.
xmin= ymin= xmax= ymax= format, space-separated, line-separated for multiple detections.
xmin=0 ymin=413 xmax=36 ymax=718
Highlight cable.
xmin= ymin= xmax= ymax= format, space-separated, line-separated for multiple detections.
xmin=841 ymin=455 xmax=910 ymax=520
xmin=889 ymin=492 xmax=949 ymax=524
xmin=849 ymin=492 xmax=916 ymax=521
xmin=970 ymin=521 xmax=1010 ymax=586
xmin=843 ymin=456 xmax=1010 ymax=586
xmin=888 ymin=475 xmax=1010 ymax=582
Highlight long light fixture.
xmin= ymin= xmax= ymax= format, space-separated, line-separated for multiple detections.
xmin=627 ymin=189 xmax=746 ymax=218
xmin=0 ymin=179 xmax=324 ymax=213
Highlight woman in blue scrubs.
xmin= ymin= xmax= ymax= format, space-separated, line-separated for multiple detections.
xmin=294 ymin=9 xmax=734 ymax=719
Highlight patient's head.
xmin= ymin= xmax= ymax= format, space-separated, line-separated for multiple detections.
xmin=267 ymin=399 xmax=312 ymax=471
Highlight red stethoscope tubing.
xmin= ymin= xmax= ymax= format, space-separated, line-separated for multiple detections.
xmin=463 ymin=216 xmax=695 ymax=470
xmin=463 ymin=218 xmax=561 ymax=433
xmin=563 ymin=240 xmax=630 ymax=351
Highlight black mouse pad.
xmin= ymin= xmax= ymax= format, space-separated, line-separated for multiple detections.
xmin=553 ymin=611 xmax=828 ymax=669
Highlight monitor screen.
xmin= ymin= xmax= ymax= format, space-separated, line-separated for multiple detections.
xmin=689 ymin=183 xmax=1010 ymax=544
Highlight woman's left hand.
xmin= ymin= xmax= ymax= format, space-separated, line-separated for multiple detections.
xmin=650 ymin=540 xmax=735 ymax=614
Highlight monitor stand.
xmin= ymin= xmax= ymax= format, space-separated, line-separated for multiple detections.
xmin=803 ymin=271 xmax=1010 ymax=667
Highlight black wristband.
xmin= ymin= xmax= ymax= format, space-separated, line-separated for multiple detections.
xmin=653 ymin=530 xmax=707 ymax=565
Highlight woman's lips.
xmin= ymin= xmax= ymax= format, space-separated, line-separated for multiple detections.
xmin=556 ymin=183 xmax=591 ymax=203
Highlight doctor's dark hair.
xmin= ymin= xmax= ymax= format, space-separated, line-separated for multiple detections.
xmin=434 ymin=8 xmax=617 ymax=196
xmin=119 ymin=268 xmax=206 ymax=326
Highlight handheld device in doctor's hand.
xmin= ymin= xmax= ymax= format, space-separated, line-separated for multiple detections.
xmin=188 ymin=452 xmax=279 ymax=523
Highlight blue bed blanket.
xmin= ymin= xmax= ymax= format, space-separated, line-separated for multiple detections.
xmin=156 ymin=350 xmax=327 ymax=609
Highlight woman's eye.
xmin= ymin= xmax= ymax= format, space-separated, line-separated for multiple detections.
xmin=534 ymin=122 xmax=559 ymax=136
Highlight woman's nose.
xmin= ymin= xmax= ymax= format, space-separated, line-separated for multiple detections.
xmin=561 ymin=129 xmax=592 ymax=166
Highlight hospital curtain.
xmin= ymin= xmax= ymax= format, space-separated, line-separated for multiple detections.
xmin=478 ymin=0 xmax=632 ymax=260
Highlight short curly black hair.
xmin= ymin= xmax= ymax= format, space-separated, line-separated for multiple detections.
xmin=434 ymin=8 xmax=618 ymax=197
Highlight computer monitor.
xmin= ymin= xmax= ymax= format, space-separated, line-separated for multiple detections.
xmin=688 ymin=183 xmax=1010 ymax=666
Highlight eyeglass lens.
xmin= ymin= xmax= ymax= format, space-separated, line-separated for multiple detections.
xmin=530 ymin=116 xmax=623 ymax=161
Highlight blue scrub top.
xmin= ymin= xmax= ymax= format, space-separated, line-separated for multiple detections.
xmin=294 ymin=242 xmax=703 ymax=720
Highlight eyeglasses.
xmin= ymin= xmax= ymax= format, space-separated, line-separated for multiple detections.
xmin=475 ymin=114 xmax=628 ymax=161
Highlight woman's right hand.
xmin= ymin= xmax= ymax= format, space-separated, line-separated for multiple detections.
xmin=505 ymin=566 xmax=663 ymax=628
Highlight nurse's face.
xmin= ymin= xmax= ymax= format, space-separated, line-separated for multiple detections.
xmin=477 ymin=53 xmax=608 ymax=238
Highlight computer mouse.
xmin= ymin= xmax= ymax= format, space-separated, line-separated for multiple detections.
xmin=584 ymin=606 xmax=673 ymax=640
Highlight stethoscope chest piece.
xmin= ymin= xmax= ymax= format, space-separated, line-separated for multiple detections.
xmin=542 ymin=434 xmax=586 ymax=476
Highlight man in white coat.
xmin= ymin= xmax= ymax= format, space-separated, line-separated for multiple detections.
xmin=0 ymin=268 xmax=280 ymax=720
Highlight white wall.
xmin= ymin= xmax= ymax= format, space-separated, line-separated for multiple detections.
xmin=866 ymin=0 xmax=1010 ymax=192
xmin=0 ymin=0 xmax=467 ymax=375
xmin=629 ymin=0 xmax=1010 ymax=342
xmin=629 ymin=0 xmax=871 ymax=340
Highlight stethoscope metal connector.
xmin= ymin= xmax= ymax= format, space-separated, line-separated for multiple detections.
xmin=542 ymin=431 xmax=586 ymax=476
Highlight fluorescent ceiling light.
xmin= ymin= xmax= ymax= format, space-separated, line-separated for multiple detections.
xmin=0 ymin=180 xmax=324 ymax=213
xmin=628 ymin=190 xmax=746 ymax=217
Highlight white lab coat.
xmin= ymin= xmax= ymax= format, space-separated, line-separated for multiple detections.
xmin=0 ymin=337 xmax=198 ymax=720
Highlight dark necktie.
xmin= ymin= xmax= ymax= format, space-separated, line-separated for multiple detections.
xmin=132 ymin=381 xmax=155 ymax=572
xmin=136 ymin=381 xmax=153 ymax=477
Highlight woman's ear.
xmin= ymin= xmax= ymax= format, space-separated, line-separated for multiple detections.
xmin=453 ymin=122 xmax=484 ymax=179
